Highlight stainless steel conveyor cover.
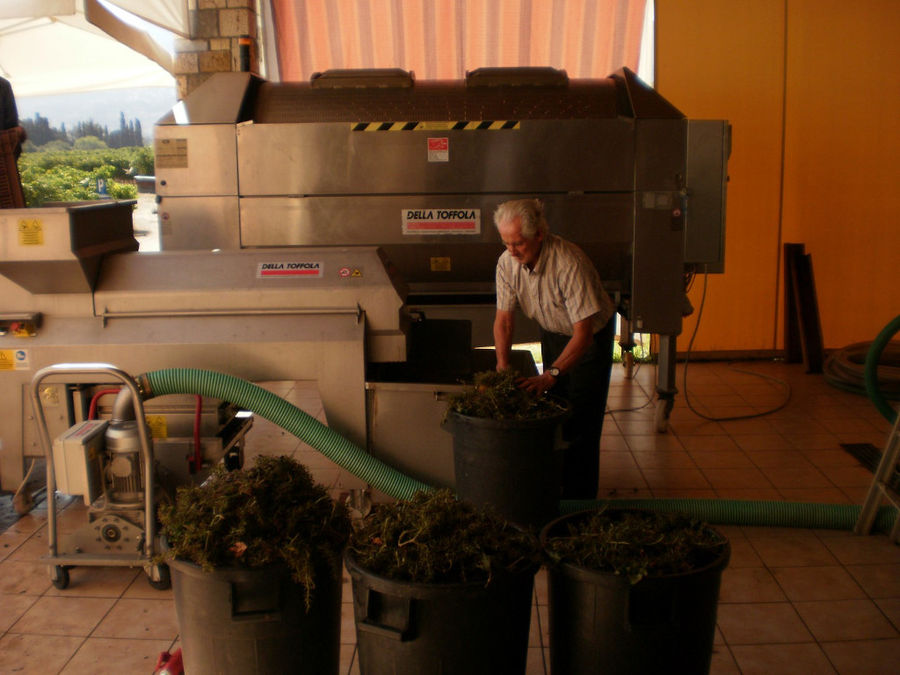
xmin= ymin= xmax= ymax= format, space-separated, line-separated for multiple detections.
xmin=155 ymin=67 xmax=730 ymax=337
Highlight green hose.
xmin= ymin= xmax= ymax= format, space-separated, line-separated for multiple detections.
xmin=865 ymin=314 xmax=900 ymax=424
xmin=560 ymin=497 xmax=897 ymax=534
xmin=140 ymin=368 xmax=433 ymax=501
xmin=140 ymin=367 xmax=897 ymax=534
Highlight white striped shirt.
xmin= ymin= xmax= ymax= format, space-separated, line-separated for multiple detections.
xmin=495 ymin=234 xmax=615 ymax=335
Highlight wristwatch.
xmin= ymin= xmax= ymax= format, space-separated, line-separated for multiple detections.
xmin=547 ymin=367 xmax=560 ymax=378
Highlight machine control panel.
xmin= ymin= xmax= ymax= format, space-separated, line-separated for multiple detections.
xmin=0 ymin=312 xmax=41 ymax=337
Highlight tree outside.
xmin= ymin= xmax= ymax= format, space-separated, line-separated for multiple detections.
xmin=16 ymin=111 xmax=153 ymax=206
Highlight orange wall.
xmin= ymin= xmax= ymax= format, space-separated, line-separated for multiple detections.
xmin=656 ymin=0 xmax=900 ymax=351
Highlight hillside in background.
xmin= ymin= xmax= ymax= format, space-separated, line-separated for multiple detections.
xmin=16 ymin=87 xmax=177 ymax=145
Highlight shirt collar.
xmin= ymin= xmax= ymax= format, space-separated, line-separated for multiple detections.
xmin=529 ymin=233 xmax=551 ymax=274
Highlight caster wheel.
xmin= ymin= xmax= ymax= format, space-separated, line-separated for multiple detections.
xmin=147 ymin=563 xmax=171 ymax=590
xmin=51 ymin=565 xmax=70 ymax=590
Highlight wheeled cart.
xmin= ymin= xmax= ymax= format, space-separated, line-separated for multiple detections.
xmin=31 ymin=363 xmax=170 ymax=590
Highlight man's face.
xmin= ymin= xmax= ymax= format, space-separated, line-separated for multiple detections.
xmin=498 ymin=216 xmax=543 ymax=267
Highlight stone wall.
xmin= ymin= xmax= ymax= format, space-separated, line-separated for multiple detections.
xmin=173 ymin=0 xmax=258 ymax=99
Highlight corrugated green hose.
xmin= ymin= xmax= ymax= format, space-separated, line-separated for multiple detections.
xmin=560 ymin=497 xmax=897 ymax=533
xmin=141 ymin=368 xmax=897 ymax=534
xmin=140 ymin=368 xmax=433 ymax=501
xmin=865 ymin=314 xmax=900 ymax=424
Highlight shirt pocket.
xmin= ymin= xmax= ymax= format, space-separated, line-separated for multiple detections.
xmin=546 ymin=284 xmax=570 ymax=315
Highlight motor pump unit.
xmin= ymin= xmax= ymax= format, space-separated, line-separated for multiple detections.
xmin=32 ymin=363 xmax=253 ymax=591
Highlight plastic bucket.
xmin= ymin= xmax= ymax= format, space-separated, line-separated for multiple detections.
xmin=540 ymin=509 xmax=730 ymax=675
xmin=442 ymin=406 xmax=568 ymax=529
xmin=169 ymin=558 xmax=342 ymax=675
xmin=345 ymin=553 xmax=537 ymax=675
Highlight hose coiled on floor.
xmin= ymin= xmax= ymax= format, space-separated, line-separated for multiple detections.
xmin=864 ymin=315 xmax=900 ymax=423
xmin=823 ymin=315 xmax=900 ymax=423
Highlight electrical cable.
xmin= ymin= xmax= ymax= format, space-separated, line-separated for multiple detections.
xmin=681 ymin=272 xmax=792 ymax=422
xmin=11 ymin=458 xmax=39 ymax=515
xmin=88 ymin=388 xmax=121 ymax=419
xmin=607 ymin=333 xmax=655 ymax=414
xmin=823 ymin=340 xmax=900 ymax=400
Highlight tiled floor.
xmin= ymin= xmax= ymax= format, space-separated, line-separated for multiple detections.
xmin=1 ymin=359 xmax=899 ymax=673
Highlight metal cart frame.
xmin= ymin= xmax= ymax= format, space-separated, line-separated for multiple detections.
xmin=31 ymin=362 xmax=168 ymax=589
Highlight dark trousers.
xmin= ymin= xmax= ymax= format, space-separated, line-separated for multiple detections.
xmin=541 ymin=315 xmax=615 ymax=499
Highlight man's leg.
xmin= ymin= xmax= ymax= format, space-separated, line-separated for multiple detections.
xmin=543 ymin=317 xmax=615 ymax=499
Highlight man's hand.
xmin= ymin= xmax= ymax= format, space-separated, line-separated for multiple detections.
xmin=518 ymin=370 xmax=556 ymax=395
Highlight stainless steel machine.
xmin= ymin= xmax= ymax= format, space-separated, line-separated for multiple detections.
xmin=0 ymin=67 xmax=729 ymax=503
xmin=154 ymin=66 xmax=729 ymax=427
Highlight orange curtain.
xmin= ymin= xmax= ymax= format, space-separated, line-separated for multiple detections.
xmin=272 ymin=0 xmax=647 ymax=82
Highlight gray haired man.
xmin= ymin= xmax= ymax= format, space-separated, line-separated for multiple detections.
xmin=493 ymin=198 xmax=616 ymax=499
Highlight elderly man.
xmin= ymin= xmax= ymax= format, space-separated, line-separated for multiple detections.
xmin=493 ymin=198 xmax=616 ymax=499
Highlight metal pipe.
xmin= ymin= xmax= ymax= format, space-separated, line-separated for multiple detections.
xmin=99 ymin=306 xmax=362 ymax=321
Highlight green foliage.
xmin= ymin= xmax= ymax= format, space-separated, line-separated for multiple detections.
xmin=348 ymin=490 xmax=540 ymax=584
xmin=159 ymin=455 xmax=351 ymax=607
xmin=613 ymin=334 xmax=654 ymax=363
xmin=543 ymin=508 xmax=728 ymax=584
xmin=128 ymin=146 xmax=155 ymax=175
xmin=446 ymin=369 xmax=567 ymax=421
xmin=21 ymin=113 xmax=68 ymax=147
xmin=24 ymin=139 xmax=71 ymax=153
xmin=73 ymin=135 xmax=108 ymax=151
xmin=18 ymin=146 xmax=152 ymax=206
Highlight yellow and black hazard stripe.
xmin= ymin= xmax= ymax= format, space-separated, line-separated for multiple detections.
xmin=352 ymin=121 xmax=520 ymax=131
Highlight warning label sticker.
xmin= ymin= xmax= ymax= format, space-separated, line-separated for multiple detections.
xmin=402 ymin=209 xmax=480 ymax=235
xmin=430 ymin=257 xmax=452 ymax=272
xmin=427 ymin=137 xmax=449 ymax=162
xmin=18 ymin=219 xmax=43 ymax=246
xmin=0 ymin=349 xmax=29 ymax=371
xmin=155 ymin=138 xmax=189 ymax=168
xmin=257 ymin=261 xmax=323 ymax=278
xmin=145 ymin=415 xmax=168 ymax=439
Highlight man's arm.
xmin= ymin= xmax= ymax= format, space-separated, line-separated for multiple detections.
xmin=547 ymin=316 xmax=596 ymax=375
xmin=493 ymin=308 xmax=515 ymax=371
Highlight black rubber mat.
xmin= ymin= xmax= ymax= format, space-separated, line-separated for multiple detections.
xmin=841 ymin=442 xmax=900 ymax=492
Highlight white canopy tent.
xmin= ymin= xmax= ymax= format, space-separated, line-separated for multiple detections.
xmin=0 ymin=0 xmax=186 ymax=97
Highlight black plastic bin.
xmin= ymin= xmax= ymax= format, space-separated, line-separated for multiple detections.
xmin=169 ymin=558 xmax=342 ymax=675
xmin=345 ymin=553 xmax=537 ymax=675
xmin=541 ymin=510 xmax=730 ymax=675
xmin=442 ymin=405 xmax=568 ymax=529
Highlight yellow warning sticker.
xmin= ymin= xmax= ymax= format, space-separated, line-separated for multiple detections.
xmin=18 ymin=219 xmax=43 ymax=246
xmin=0 ymin=349 xmax=29 ymax=370
xmin=145 ymin=415 xmax=168 ymax=439
xmin=430 ymin=257 xmax=452 ymax=272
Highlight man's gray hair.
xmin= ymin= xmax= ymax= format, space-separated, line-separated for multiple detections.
xmin=493 ymin=199 xmax=549 ymax=240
